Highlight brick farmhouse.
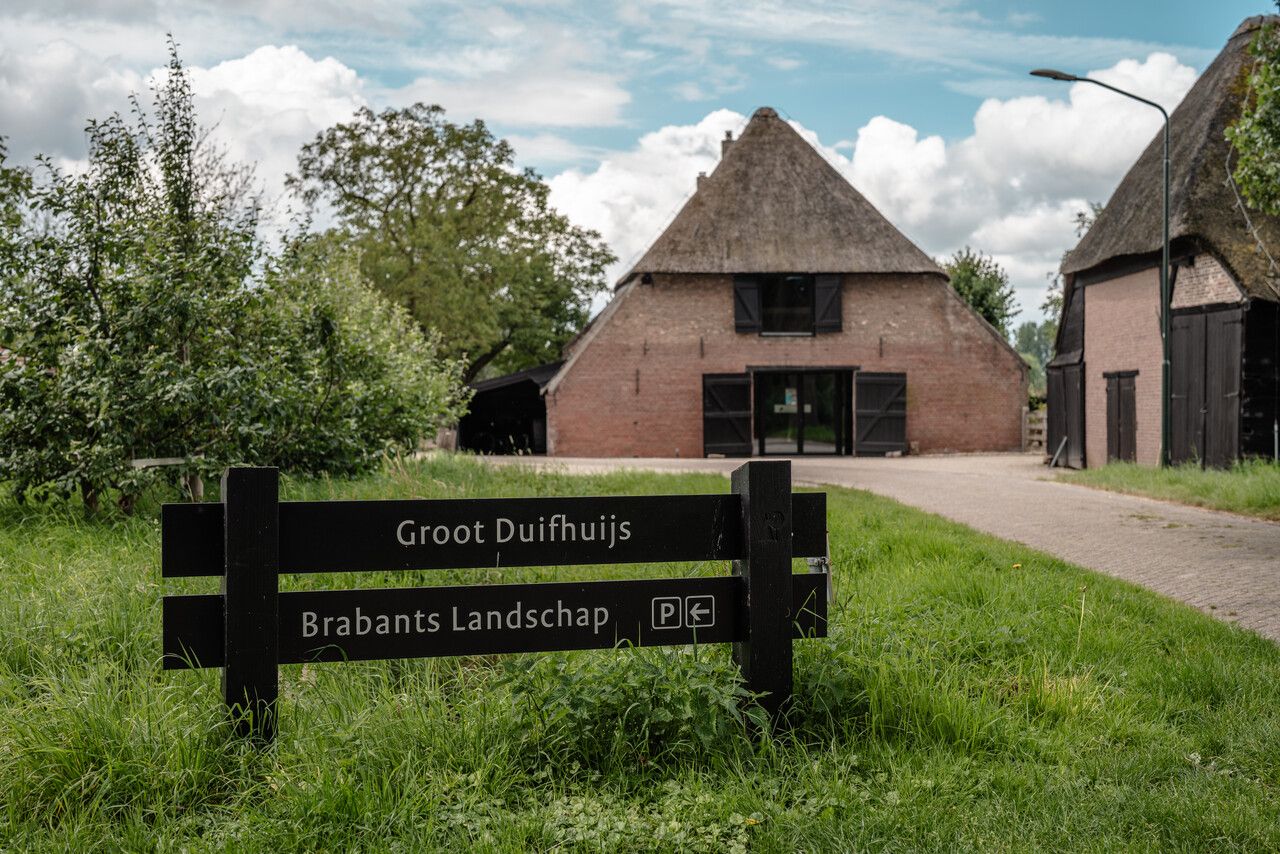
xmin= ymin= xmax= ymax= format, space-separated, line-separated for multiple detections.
xmin=1048 ymin=16 xmax=1280 ymax=469
xmin=459 ymin=107 xmax=1027 ymax=457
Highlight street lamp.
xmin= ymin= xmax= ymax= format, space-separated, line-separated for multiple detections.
xmin=1031 ymin=68 xmax=1172 ymax=467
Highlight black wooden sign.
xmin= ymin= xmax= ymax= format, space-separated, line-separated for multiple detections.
xmin=165 ymin=574 xmax=826 ymax=666
xmin=162 ymin=493 xmax=828 ymax=576
xmin=161 ymin=461 xmax=829 ymax=744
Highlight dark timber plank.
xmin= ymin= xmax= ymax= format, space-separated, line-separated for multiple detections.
xmin=220 ymin=467 xmax=279 ymax=743
xmin=163 ymin=572 xmax=828 ymax=669
xmin=731 ymin=459 xmax=794 ymax=719
xmin=163 ymin=492 xmax=828 ymax=578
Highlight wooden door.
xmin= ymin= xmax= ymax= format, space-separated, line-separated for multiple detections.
xmin=1170 ymin=312 xmax=1206 ymax=464
xmin=855 ymin=372 xmax=907 ymax=456
xmin=702 ymin=374 xmax=752 ymax=456
xmin=1204 ymin=308 xmax=1243 ymax=468
xmin=1106 ymin=372 xmax=1137 ymax=462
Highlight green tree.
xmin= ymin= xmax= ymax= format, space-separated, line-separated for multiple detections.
xmin=941 ymin=247 xmax=1018 ymax=336
xmin=1229 ymin=14 xmax=1280 ymax=215
xmin=1014 ymin=319 xmax=1057 ymax=395
xmin=1014 ymin=320 xmax=1055 ymax=368
xmin=288 ymin=104 xmax=615 ymax=382
xmin=0 ymin=44 xmax=263 ymax=511
xmin=0 ymin=140 xmax=30 ymax=291
xmin=0 ymin=46 xmax=468 ymax=512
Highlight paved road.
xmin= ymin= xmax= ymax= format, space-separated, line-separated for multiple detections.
xmin=485 ymin=453 xmax=1280 ymax=641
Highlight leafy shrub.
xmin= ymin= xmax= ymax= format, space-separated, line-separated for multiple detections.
xmin=506 ymin=647 xmax=766 ymax=772
xmin=249 ymin=234 xmax=469 ymax=476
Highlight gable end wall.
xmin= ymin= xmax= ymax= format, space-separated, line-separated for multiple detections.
xmin=1082 ymin=266 xmax=1164 ymax=466
xmin=546 ymin=273 xmax=1026 ymax=457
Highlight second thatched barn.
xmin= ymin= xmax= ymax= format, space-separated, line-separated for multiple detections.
xmin=1048 ymin=16 xmax=1280 ymax=469
xmin=515 ymin=106 xmax=1026 ymax=458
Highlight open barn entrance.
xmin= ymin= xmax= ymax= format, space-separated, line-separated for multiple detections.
xmin=458 ymin=362 xmax=561 ymax=455
xmin=752 ymin=368 xmax=854 ymax=455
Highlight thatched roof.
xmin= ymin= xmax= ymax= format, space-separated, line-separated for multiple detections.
xmin=624 ymin=107 xmax=942 ymax=280
xmin=1063 ymin=15 xmax=1280 ymax=302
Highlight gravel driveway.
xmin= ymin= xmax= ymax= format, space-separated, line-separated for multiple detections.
xmin=485 ymin=453 xmax=1280 ymax=641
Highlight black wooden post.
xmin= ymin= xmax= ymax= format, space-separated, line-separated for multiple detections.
xmin=731 ymin=459 xmax=793 ymax=721
xmin=221 ymin=466 xmax=280 ymax=744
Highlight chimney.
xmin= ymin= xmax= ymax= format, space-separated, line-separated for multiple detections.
xmin=697 ymin=171 xmax=707 ymax=189
xmin=721 ymin=129 xmax=734 ymax=158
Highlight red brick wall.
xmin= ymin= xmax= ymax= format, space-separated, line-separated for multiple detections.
xmin=1171 ymin=253 xmax=1243 ymax=309
xmin=1082 ymin=267 xmax=1163 ymax=467
xmin=546 ymin=273 xmax=1027 ymax=457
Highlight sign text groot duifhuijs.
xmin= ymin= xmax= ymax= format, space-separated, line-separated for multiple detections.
xmin=161 ymin=461 xmax=828 ymax=743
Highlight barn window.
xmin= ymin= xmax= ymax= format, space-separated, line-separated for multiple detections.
xmin=761 ymin=274 xmax=815 ymax=334
xmin=735 ymin=274 xmax=842 ymax=335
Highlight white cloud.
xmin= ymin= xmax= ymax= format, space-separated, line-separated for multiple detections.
xmin=548 ymin=108 xmax=747 ymax=295
xmin=393 ymin=24 xmax=631 ymax=128
xmin=548 ymin=52 xmax=1198 ymax=322
xmin=0 ymin=40 xmax=142 ymax=162
xmin=180 ymin=46 xmax=367 ymax=228
xmin=643 ymin=0 xmax=1212 ymax=76
xmin=766 ymin=56 xmax=803 ymax=71
xmin=505 ymin=133 xmax=604 ymax=168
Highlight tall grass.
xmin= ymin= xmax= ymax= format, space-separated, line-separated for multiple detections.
xmin=1 ymin=454 xmax=1278 ymax=850
xmin=1062 ymin=459 xmax=1280 ymax=520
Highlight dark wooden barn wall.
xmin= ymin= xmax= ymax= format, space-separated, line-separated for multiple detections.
xmin=1057 ymin=280 xmax=1085 ymax=357
xmin=1242 ymin=299 xmax=1280 ymax=459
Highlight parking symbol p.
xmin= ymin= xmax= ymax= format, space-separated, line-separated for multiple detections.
xmin=652 ymin=597 xmax=682 ymax=629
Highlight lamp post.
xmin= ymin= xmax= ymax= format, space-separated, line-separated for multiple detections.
xmin=1031 ymin=68 xmax=1172 ymax=467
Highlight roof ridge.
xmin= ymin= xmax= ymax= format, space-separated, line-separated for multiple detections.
xmin=623 ymin=107 xmax=943 ymax=277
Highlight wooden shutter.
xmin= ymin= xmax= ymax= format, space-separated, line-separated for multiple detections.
xmin=1104 ymin=372 xmax=1136 ymax=463
xmin=1120 ymin=375 xmax=1137 ymax=462
xmin=814 ymin=274 xmax=842 ymax=333
xmin=733 ymin=276 xmax=760 ymax=333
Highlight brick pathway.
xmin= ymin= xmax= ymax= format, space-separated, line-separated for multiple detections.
xmin=485 ymin=453 xmax=1280 ymax=641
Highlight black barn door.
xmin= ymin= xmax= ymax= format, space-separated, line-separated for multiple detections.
xmin=1105 ymin=372 xmax=1137 ymax=462
xmin=1171 ymin=307 xmax=1243 ymax=468
xmin=855 ymin=372 xmax=907 ymax=455
xmin=1205 ymin=308 xmax=1243 ymax=467
xmin=1047 ymin=367 xmax=1066 ymax=459
xmin=1170 ymin=313 xmax=1206 ymax=464
xmin=1046 ymin=362 xmax=1086 ymax=467
xmin=703 ymin=373 xmax=752 ymax=456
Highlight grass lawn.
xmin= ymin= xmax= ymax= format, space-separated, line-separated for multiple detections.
xmin=1061 ymin=459 xmax=1280 ymax=522
xmin=2 ymin=455 xmax=1279 ymax=851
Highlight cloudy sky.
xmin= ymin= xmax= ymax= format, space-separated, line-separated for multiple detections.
xmin=0 ymin=1 xmax=1266 ymax=322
